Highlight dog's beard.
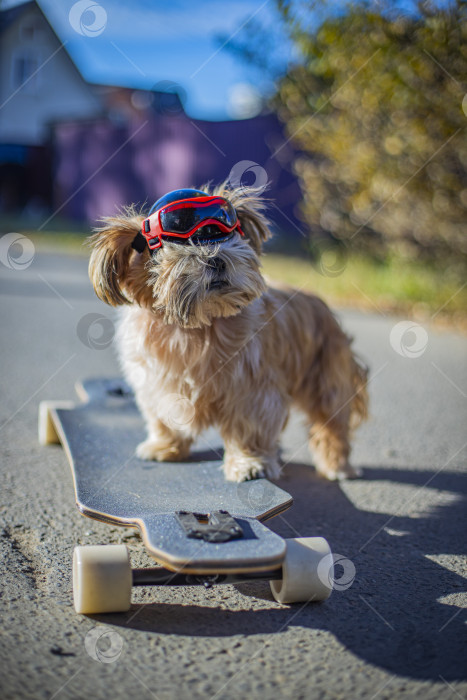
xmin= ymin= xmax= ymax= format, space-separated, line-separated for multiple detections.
xmin=147 ymin=237 xmax=266 ymax=328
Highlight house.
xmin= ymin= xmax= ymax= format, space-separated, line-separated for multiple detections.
xmin=0 ymin=1 xmax=303 ymax=236
xmin=0 ymin=1 xmax=102 ymax=214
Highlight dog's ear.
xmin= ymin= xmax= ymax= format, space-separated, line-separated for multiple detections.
xmin=88 ymin=207 xmax=145 ymax=306
xmin=211 ymin=182 xmax=272 ymax=254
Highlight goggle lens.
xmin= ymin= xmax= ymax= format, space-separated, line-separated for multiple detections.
xmin=160 ymin=198 xmax=237 ymax=234
xmin=141 ymin=195 xmax=243 ymax=250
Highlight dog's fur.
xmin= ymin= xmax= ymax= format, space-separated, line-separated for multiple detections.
xmin=88 ymin=183 xmax=368 ymax=482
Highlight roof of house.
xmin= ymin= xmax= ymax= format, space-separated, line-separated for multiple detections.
xmin=0 ymin=0 xmax=186 ymax=117
xmin=0 ymin=1 xmax=91 ymax=83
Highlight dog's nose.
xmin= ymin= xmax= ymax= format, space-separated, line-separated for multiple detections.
xmin=211 ymin=257 xmax=226 ymax=273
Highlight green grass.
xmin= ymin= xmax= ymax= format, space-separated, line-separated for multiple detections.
xmin=262 ymin=253 xmax=467 ymax=325
xmin=27 ymin=230 xmax=90 ymax=255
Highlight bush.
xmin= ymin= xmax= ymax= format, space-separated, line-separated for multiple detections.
xmin=273 ymin=1 xmax=466 ymax=269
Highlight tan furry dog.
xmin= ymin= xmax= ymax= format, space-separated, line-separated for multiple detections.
xmin=89 ymin=183 xmax=368 ymax=482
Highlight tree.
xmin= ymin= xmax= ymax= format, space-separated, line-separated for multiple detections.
xmin=271 ymin=1 xmax=467 ymax=265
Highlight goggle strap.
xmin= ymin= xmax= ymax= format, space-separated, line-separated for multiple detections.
xmin=132 ymin=230 xmax=147 ymax=253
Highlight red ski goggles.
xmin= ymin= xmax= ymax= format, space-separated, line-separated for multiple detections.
xmin=141 ymin=196 xmax=244 ymax=250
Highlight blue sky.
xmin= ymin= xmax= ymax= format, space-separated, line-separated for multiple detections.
xmin=7 ymin=0 xmax=440 ymax=120
xmin=26 ymin=0 xmax=291 ymax=121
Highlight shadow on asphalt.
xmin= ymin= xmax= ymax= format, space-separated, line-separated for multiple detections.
xmin=95 ymin=462 xmax=466 ymax=682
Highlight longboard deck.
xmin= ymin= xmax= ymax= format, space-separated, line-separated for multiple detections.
xmin=45 ymin=379 xmax=293 ymax=574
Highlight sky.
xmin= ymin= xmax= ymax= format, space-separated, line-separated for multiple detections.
xmin=9 ymin=0 xmax=293 ymax=121
xmin=5 ymin=0 xmax=441 ymax=121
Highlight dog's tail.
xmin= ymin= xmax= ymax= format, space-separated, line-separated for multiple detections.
xmin=312 ymin=312 xmax=369 ymax=430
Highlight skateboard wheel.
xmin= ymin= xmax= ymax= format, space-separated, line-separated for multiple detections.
xmin=270 ymin=537 xmax=333 ymax=604
xmin=73 ymin=545 xmax=132 ymax=614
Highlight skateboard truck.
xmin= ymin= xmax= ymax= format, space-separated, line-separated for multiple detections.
xmin=176 ymin=510 xmax=243 ymax=543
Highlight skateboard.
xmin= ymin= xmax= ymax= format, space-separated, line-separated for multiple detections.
xmin=39 ymin=378 xmax=333 ymax=614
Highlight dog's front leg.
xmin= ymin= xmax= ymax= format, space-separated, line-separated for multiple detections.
xmin=136 ymin=416 xmax=193 ymax=462
xmin=222 ymin=443 xmax=281 ymax=482
xmin=219 ymin=391 xmax=287 ymax=482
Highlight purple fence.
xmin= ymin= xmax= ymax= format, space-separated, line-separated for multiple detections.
xmin=52 ymin=112 xmax=304 ymax=236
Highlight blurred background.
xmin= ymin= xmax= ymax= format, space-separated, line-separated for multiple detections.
xmin=0 ymin=0 xmax=465 ymax=322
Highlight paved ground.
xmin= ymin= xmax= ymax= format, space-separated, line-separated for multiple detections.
xmin=0 ymin=248 xmax=466 ymax=700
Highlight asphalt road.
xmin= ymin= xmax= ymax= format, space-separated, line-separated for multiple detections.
xmin=0 ymin=247 xmax=466 ymax=700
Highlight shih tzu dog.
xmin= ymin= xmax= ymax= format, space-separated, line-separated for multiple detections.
xmin=88 ymin=183 xmax=368 ymax=482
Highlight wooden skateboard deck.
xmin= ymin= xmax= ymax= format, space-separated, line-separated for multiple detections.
xmin=40 ymin=378 xmax=293 ymax=575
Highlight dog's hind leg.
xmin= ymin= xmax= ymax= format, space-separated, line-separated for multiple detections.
xmin=307 ymin=406 xmax=360 ymax=480
xmin=297 ymin=328 xmax=368 ymax=480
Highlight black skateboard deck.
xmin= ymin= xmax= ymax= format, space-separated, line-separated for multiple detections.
xmin=40 ymin=378 xmax=293 ymax=574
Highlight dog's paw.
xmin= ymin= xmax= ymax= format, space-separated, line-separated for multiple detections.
xmin=337 ymin=463 xmax=363 ymax=480
xmin=136 ymin=438 xmax=190 ymax=462
xmin=315 ymin=460 xmax=362 ymax=481
xmin=223 ymin=454 xmax=281 ymax=482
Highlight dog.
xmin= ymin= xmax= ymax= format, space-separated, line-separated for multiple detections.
xmin=88 ymin=183 xmax=368 ymax=482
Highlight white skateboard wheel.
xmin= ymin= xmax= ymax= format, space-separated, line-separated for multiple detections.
xmin=270 ymin=537 xmax=333 ymax=604
xmin=73 ymin=545 xmax=132 ymax=614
